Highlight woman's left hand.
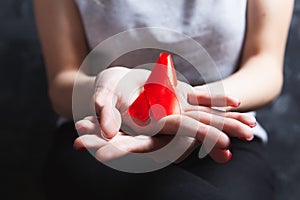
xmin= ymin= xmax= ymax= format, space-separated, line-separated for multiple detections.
xmin=74 ymin=80 xmax=257 ymax=163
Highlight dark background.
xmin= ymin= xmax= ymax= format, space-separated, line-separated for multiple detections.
xmin=0 ymin=0 xmax=299 ymax=199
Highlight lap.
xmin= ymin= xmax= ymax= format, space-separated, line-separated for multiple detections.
xmin=178 ymin=138 xmax=275 ymax=200
xmin=43 ymin=122 xmax=275 ymax=200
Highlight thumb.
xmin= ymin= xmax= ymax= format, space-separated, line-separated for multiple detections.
xmin=95 ymin=87 xmax=122 ymax=139
xmin=99 ymin=104 xmax=122 ymax=139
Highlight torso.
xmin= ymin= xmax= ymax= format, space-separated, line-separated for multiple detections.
xmin=75 ymin=0 xmax=247 ymax=85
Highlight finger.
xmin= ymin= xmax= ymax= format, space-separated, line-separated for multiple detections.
xmin=224 ymin=112 xmax=257 ymax=128
xmin=94 ymin=134 xmax=172 ymax=162
xmin=73 ymin=134 xmax=107 ymax=150
xmin=183 ymin=111 xmax=254 ymax=141
xmin=75 ymin=117 xmax=101 ymax=134
xmin=94 ymin=86 xmax=121 ymax=139
xmin=159 ymin=115 xmax=231 ymax=149
xmin=148 ymin=137 xmax=200 ymax=164
xmin=95 ymin=143 xmax=126 ymax=162
xmin=94 ymin=86 xmax=116 ymax=109
xmin=99 ymin=106 xmax=122 ymax=139
xmin=185 ymin=106 xmax=257 ymax=128
xmin=187 ymin=90 xmax=240 ymax=107
xmin=208 ymin=148 xmax=232 ymax=163
xmin=173 ymin=138 xmax=200 ymax=164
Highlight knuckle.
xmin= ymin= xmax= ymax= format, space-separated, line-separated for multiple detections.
xmin=236 ymin=113 xmax=247 ymax=122
xmin=230 ymin=120 xmax=244 ymax=133
xmin=197 ymin=123 xmax=209 ymax=140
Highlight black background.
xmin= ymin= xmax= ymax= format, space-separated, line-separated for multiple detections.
xmin=0 ymin=0 xmax=299 ymax=199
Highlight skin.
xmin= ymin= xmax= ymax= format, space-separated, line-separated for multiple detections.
xmin=74 ymin=68 xmax=255 ymax=163
xmin=34 ymin=0 xmax=294 ymax=163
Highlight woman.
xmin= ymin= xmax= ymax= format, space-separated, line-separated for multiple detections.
xmin=34 ymin=0 xmax=294 ymax=199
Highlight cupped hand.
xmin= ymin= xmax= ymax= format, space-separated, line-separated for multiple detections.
xmin=75 ymin=116 xmax=198 ymax=163
xmin=74 ymin=67 xmax=256 ymax=163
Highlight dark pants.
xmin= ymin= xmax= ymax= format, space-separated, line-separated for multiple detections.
xmin=43 ymin=122 xmax=275 ymax=200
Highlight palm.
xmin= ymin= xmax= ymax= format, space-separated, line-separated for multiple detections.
xmin=75 ymin=67 xmax=256 ymax=163
xmin=95 ymin=67 xmax=192 ymax=135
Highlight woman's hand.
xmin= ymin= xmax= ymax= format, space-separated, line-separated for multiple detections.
xmin=74 ymin=67 xmax=257 ymax=163
xmin=74 ymin=116 xmax=199 ymax=163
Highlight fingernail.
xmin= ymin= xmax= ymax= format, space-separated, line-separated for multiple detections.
xmin=223 ymin=151 xmax=233 ymax=163
xmin=249 ymin=121 xmax=257 ymax=128
xmin=248 ymin=115 xmax=256 ymax=123
xmin=75 ymin=123 xmax=81 ymax=130
xmin=73 ymin=142 xmax=86 ymax=150
xmin=75 ymin=121 xmax=88 ymax=132
xmin=100 ymin=130 xmax=109 ymax=141
xmin=240 ymin=135 xmax=254 ymax=141
xmin=75 ymin=125 xmax=85 ymax=133
xmin=228 ymin=152 xmax=232 ymax=161
xmin=232 ymin=97 xmax=241 ymax=107
xmin=74 ymin=145 xmax=86 ymax=150
xmin=247 ymin=135 xmax=254 ymax=141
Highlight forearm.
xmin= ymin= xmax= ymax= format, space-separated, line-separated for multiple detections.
xmin=49 ymin=70 xmax=96 ymax=119
xmin=208 ymin=0 xmax=293 ymax=112
xmin=201 ymin=54 xmax=283 ymax=112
